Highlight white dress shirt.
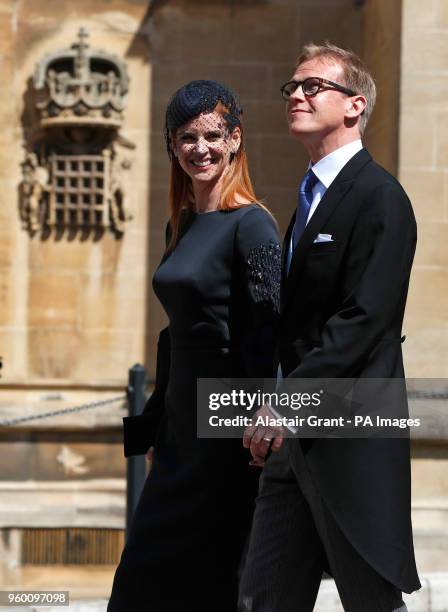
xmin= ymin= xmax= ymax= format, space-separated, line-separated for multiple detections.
xmin=287 ymin=139 xmax=364 ymax=268
xmin=276 ymin=140 xmax=364 ymax=433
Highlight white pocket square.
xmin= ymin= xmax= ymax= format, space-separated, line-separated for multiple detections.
xmin=313 ymin=233 xmax=334 ymax=243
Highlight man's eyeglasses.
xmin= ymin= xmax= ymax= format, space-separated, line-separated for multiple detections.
xmin=280 ymin=77 xmax=356 ymax=101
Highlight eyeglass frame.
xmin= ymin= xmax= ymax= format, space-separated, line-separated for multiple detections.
xmin=280 ymin=77 xmax=356 ymax=101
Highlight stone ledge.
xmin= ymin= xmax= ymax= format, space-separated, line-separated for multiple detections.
xmin=410 ymin=397 xmax=448 ymax=442
xmin=0 ymin=480 xmax=126 ymax=529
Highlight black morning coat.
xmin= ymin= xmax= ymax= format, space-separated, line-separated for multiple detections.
xmin=277 ymin=148 xmax=421 ymax=594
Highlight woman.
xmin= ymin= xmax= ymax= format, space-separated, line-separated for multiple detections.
xmin=108 ymin=80 xmax=280 ymax=612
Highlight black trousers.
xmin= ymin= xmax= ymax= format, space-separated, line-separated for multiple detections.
xmin=239 ymin=440 xmax=405 ymax=612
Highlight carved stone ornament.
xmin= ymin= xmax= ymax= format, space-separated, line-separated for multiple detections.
xmin=20 ymin=28 xmax=135 ymax=235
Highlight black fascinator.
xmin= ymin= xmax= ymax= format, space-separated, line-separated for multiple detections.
xmin=164 ymin=80 xmax=242 ymax=158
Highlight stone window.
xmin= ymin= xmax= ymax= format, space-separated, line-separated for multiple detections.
xmin=20 ymin=28 xmax=134 ymax=236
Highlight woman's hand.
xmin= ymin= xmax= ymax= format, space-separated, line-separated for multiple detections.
xmin=146 ymin=446 xmax=154 ymax=462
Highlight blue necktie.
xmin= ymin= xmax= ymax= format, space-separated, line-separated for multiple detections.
xmin=292 ymin=169 xmax=318 ymax=248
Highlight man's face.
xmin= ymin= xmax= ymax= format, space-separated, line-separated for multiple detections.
xmin=286 ymin=57 xmax=353 ymax=141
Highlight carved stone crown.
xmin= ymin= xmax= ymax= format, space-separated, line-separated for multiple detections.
xmin=33 ymin=28 xmax=129 ymax=128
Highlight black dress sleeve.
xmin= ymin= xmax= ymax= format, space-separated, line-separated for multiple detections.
xmin=235 ymin=206 xmax=281 ymax=377
xmin=122 ymin=223 xmax=172 ymax=457
xmin=142 ymin=327 xmax=170 ymax=417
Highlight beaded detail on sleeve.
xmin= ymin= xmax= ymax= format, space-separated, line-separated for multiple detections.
xmin=247 ymin=242 xmax=281 ymax=312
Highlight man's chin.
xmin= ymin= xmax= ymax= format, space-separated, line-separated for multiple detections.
xmin=289 ymin=126 xmax=315 ymax=141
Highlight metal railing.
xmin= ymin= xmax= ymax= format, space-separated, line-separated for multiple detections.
xmin=125 ymin=364 xmax=147 ymax=538
xmin=0 ymin=395 xmax=126 ymax=427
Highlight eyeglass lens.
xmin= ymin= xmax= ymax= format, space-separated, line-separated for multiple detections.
xmin=283 ymin=78 xmax=321 ymax=99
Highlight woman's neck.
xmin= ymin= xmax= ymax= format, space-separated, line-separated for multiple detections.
xmin=191 ymin=177 xmax=223 ymax=213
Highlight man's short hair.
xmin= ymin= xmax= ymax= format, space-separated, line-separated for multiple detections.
xmin=297 ymin=42 xmax=376 ymax=135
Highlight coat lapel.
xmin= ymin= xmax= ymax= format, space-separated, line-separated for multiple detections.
xmin=280 ymin=213 xmax=295 ymax=309
xmin=283 ymin=148 xmax=372 ymax=309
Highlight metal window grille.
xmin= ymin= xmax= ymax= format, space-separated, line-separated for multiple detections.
xmin=48 ymin=153 xmax=110 ymax=228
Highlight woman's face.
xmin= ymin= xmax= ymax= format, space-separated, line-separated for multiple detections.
xmin=172 ymin=111 xmax=241 ymax=186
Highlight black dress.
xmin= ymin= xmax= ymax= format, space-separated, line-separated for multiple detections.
xmin=108 ymin=205 xmax=280 ymax=612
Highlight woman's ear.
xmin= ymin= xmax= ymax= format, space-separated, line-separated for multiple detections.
xmin=170 ymin=136 xmax=178 ymax=158
xmin=230 ymin=126 xmax=242 ymax=155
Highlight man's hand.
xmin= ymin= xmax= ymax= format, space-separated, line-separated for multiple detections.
xmin=146 ymin=446 xmax=154 ymax=463
xmin=243 ymin=405 xmax=284 ymax=467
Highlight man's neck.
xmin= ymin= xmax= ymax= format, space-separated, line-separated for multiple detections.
xmin=302 ymin=132 xmax=362 ymax=165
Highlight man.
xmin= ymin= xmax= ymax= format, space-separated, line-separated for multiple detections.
xmin=239 ymin=43 xmax=420 ymax=612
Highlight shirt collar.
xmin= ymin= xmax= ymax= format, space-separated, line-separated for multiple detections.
xmin=309 ymin=140 xmax=363 ymax=189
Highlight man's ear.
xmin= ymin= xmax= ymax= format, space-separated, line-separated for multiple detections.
xmin=346 ymin=95 xmax=367 ymax=120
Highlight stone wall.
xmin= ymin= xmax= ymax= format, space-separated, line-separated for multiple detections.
xmin=0 ymin=0 xmax=152 ymax=390
xmin=399 ymin=0 xmax=448 ymax=578
xmin=400 ymin=0 xmax=448 ymax=378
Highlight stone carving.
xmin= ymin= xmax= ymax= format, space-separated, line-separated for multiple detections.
xmin=33 ymin=27 xmax=129 ymax=127
xmin=21 ymin=28 xmax=134 ymax=235
xmin=20 ymin=153 xmax=50 ymax=232
xmin=109 ymin=154 xmax=133 ymax=233
xmin=56 ymin=445 xmax=90 ymax=476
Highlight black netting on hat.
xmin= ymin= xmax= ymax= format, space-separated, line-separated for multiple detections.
xmin=164 ymin=80 xmax=242 ymax=157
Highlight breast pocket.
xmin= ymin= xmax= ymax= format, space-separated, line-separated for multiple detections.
xmin=303 ymin=240 xmax=340 ymax=295
xmin=308 ymin=240 xmax=338 ymax=254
